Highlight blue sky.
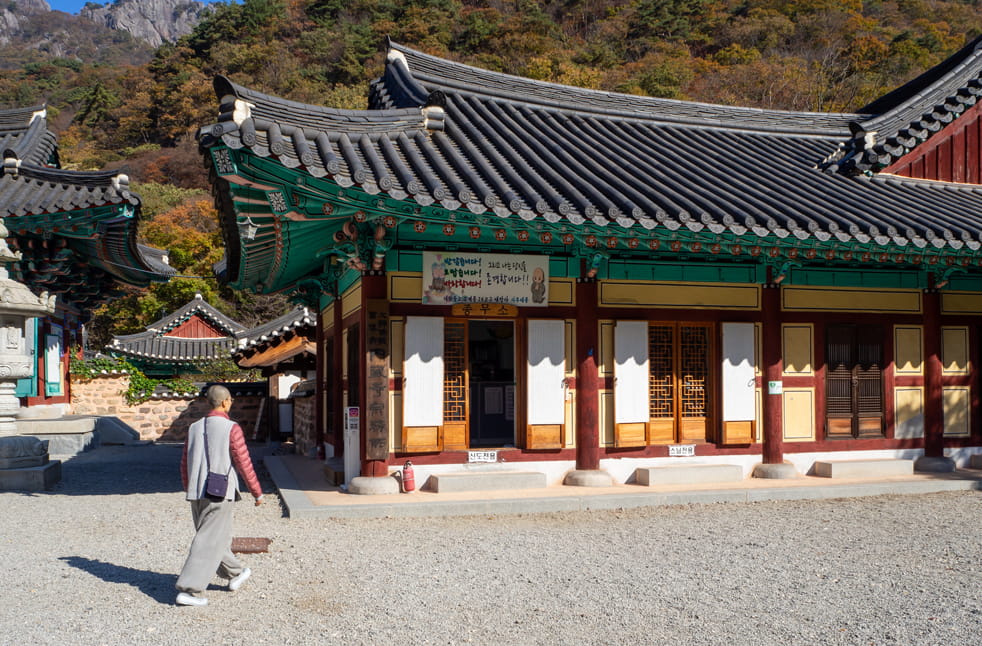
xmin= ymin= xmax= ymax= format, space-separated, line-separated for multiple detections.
xmin=47 ymin=0 xmax=227 ymax=15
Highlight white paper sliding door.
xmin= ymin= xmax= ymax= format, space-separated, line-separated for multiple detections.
xmin=403 ymin=316 xmax=444 ymax=428
xmin=527 ymin=320 xmax=565 ymax=425
xmin=614 ymin=320 xmax=649 ymax=446
xmin=721 ymin=322 xmax=756 ymax=443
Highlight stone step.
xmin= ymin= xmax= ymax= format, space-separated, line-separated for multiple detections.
xmin=969 ymin=454 xmax=982 ymax=470
xmin=16 ymin=416 xmax=98 ymax=456
xmin=428 ymin=471 xmax=547 ymax=493
xmin=94 ymin=417 xmax=141 ymax=445
xmin=323 ymin=457 xmax=345 ymax=487
xmin=635 ymin=464 xmax=744 ymax=486
xmin=814 ymin=459 xmax=913 ymax=479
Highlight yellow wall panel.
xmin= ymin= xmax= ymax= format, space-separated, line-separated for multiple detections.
xmin=549 ymin=278 xmax=575 ymax=306
xmin=390 ymin=317 xmax=405 ymax=378
xmin=783 ymin=286 xmax=921 ymax=313
xmin=389 ymin=272 xmax=421 ymax=303
xmin=599 ymin=280 xmax=760 ymax=310
xmin=782 ymin=388 xmax=815 ymax=441
xmin=943 ymin=386 xmax=971 ymax=437
xmin=894 ymin=326 xmax=923 ymax=375
xmin=894 ymin=387 xmax=924 ymax=439
xmin=320 ymin=304 xmax=334 ymax=335
xmin=599 ymin=320 xmax=615 ymax=377
xmin=341 ymin=283 xmax=362 ymax=319
xmin=782 ymin=324 xmax=814 ymax=376
xmin=600 ymin=391 xmax=614 ymax=446
xmin=942 ymin=291 xmax=982 ymax=315
xmin=942 ymin=327 xmax=970 ymax=375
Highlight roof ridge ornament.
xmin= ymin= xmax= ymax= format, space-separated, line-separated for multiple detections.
xmin=30 ymin=108 xmax=46 ymax=123
xmin=2 ymin=154 xmax=20 ymax=178
xmin=387 ymin=48 xmax=408 ymax=68
xmin=233 ymin=99 xmax=254 ymax=125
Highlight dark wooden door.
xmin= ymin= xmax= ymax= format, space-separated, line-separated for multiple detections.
xmin=826 ymin=324 xmax=884 ymax=438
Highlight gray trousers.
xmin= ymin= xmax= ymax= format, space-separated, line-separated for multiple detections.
xmin=176 ymin=498 xmax=244 ymax=595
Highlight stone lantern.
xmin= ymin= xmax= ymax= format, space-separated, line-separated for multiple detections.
xmin=0 ymin=218 xmax=56 ymax=434
xmin=0 ymin=218 xmax=58 ymax=491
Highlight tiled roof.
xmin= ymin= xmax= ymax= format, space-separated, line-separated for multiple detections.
xmin=108 ymin=331 xmax=237 ymax=363
xmin=235 ymin=306 xmax=315 ymax=354
xmin=0 ymin=106 xmax=173 ymax=308
xmin=109 ymin=295 xmax=245 ymax=363
xmin=199 ymin=39 xmax=982 ymax=260
xmin=147 ymin=293 xmax=246 ymax=335
xmin=825 ymin=36 xmax=982 ymax=174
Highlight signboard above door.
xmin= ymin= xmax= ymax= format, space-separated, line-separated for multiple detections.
xmin=422 ymin=252 xmax=549 ymax=307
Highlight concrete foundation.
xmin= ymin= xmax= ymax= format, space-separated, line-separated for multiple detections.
xmin=752 ymin=462 xmax=800 ymax=479
xmin=970 ymin=454 xmax=982 ymax=470
xmin=563 ymin=469 xmax=614 ymax=487
xmin=348 ymin=475 xmax=400 ymax=495
xmin=17 ymin=416 xmax=98 ymax=456
xmin=0 ymin=459 xmax=61 ymax=491
xmin=914 ymin=456 xmax=956 ymax=473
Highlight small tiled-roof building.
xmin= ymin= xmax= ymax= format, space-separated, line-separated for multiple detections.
xmin=198 ymin=37 xmax=982 ymax=487
xmin=1 ymin=105 xmax=173 ymax=409
xmin=107 ymin=294 xmax=245 ymax=377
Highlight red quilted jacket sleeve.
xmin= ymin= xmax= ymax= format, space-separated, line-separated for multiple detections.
xmin=229 ymin=423 xmax=263 ymax=499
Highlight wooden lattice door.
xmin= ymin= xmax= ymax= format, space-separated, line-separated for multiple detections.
xmin=442 ymin=320 xmax=468 ymax=450
xmin=825 ymin=324 xmax=884 ymax=438
xmin=647 ymin=322 xmax=712 ymax=444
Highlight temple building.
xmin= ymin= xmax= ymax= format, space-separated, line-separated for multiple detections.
xmin=107 ymin=293 xmax=245 ymax=378
xmin=197 ymin=37 xmax=982 ymax=489
xmin=1 ymin=105 xmax=172 ymax=415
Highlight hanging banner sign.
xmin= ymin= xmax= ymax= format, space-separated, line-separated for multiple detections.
xmin=422 ymin=252 xmax=549 ymax=306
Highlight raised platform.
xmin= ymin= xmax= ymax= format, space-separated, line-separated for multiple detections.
xmin=970 ymin=454 xmax=982 ymax=469
xmin=428 ymin=471 xmax=547 ymax=493
xmin=16 ymin=416 xmax=98 ymax=456
xmin=636 ymin=464 xmax=744 ymax=486
xmin=0 ymin=459 xmax=61 ymax=491
xmin=814 ymin=458 xmax=913 ymax=479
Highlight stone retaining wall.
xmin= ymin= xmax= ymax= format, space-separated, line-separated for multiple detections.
xmin=292 ymin=393 xmax=317 ymax=456
xmin=70 ymin=375 xmax=266 ymax=441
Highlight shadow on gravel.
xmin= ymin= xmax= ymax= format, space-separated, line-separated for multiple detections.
xmin=40 ymin=444 xmax=185 ymax=497
xmin=60 ymin=556 xmax=177 ymax=604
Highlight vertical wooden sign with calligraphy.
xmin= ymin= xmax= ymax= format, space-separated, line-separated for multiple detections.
xmin=364 ymin=299 xmax=390 ymax=460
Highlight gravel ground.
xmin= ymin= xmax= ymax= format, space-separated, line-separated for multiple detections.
xmin=1 ymin=443 xmax=979 ymax=646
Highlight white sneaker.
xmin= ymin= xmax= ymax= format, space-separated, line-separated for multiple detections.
xmin=229 ymin=567 xmax=251 ymax=591
xmin=176 ymin=592 xmax=208 ymax=606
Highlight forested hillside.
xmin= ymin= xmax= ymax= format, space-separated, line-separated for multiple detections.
xmin=4 ymin=0 xmax=982 ymax=351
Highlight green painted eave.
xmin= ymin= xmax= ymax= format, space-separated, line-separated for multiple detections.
xmin=213 ymin=147 xmax=982 ymax=296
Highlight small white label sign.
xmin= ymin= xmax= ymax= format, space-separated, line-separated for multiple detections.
xmin=768 ymin=380 xmax=783 ymax=395
xmin=468 ymin=450 xmax=498 ymax=463
xmin=668 ymin=444 xmax=696 ymax=457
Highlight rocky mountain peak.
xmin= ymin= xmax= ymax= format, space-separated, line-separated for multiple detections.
xmin=80 ymin=0 xmax=207 ymax=48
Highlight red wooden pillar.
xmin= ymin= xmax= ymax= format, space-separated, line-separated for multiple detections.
xmin=360 ymin=271 xmax=388 ymax=477
xmin=754 ymin=281 xmax=797 ymax=478
xmin=574 ymin=277 xmax=600 ymax=471
xmin=331 ymin=290 xmax=344 ymax=454
xmin=761 ymin=282 xmax=784 ymax=464
xmin=315 ymin=308 xmax=324 ymax=451
xmin=922 ymin=289 xmax=944 ymax=458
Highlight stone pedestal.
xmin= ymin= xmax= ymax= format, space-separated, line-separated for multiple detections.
xmin=348 ymin=475 xmax=400 ymax=495
xmin=914 ymin=455 xmax=955 ymax=473
xmin=752 ymin=461 xmax=800 ymax=479
xmin=563 ymin=469 xmax=613 ymax=487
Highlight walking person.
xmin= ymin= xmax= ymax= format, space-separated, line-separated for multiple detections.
xmin=176 ymin=385 xmax=264 ymax=606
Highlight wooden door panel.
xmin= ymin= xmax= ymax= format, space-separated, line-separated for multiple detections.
xmin=679 ymin=418 xmax=707 ymax=443
xmin=648 ymin=418 xmax=675 ymax=444
xmin=615 ymin=423 xmax=647 ymax=448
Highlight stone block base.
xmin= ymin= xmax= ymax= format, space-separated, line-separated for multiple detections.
xmin=752 ymin=462 xmax=800 ymax=479
xmin=815 ymin=458 xmax=914 ymax=479
xmin=0 ymin=460 xmax=61 ymax=491
xmin=348 ymin=476 xmax=400 ymax=495
xmin=970 ymin=454 xmax=982 ymax=470
xmin=914 ymin=456 xmax=956 ymax=473
xmin=429 ymin=471 xmax=546 ymax=493
xmin=563 ymin=469 xmax=613 ymax=487
xmin=636 ymin=464 xmax=743 ymax=486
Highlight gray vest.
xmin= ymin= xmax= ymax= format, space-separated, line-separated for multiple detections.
xmin=185 ymin=415 xmax=241 ymax=501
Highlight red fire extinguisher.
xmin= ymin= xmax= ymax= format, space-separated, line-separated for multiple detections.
xmin=402 ymin=460 xmax=415 ymax=493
